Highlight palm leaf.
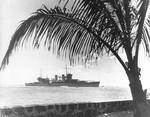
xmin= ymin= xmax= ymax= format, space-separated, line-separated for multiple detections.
xmin=133 ymin=0 xmax=150 ymax=64
xmin=1 ymin=3 xmax=124 ymax=69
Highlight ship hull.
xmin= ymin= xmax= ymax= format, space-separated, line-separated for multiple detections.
xmin=25 ymin=82 xmax=100 ymax=87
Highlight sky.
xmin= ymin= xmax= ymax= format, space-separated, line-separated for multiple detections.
xmin=0 ymin=0 xmax=150 ymax=88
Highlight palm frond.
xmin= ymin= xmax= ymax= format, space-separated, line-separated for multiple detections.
xmin=0 ymin=3 xmax=123 ymax=69
xmin=141 ymin=0 xmax=150 ymax=56
xmin=133 ymin=0 xmax=150 ymax=63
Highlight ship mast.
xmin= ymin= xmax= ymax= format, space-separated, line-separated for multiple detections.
xmin=65 ymin=65 xmax=68 ymax=75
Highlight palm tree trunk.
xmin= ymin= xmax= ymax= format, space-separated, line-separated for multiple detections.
xmin=127 ymin=68 xmax=150 ymax=117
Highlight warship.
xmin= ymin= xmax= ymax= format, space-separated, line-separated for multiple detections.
xmin=25 ymin=67 xmax=100 ymax=87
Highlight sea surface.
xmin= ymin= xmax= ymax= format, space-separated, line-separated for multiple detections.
xmin=0 ymin=86 xmax=132 ymax=108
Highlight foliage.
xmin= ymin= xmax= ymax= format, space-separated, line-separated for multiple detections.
xmin=1 ymin=0 xmax=150 ymax=70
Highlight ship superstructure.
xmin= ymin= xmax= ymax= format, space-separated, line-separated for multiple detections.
xmin=25 ymin=67 xmax=100 ymax=87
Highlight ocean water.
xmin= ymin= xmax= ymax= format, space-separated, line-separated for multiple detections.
xmin=0 ymin=86 xmax=132 ymax=108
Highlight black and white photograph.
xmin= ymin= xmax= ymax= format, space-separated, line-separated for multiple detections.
xmin=0 ymin=0 xmax=150 ymax=117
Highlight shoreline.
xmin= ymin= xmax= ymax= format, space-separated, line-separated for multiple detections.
xmin=1 ymin=100 xmax=149 ymax=117
xmin=0 ymin=99 xmax=131 ymax=108
xmin=0 ymin=100 xmax=133 ymax=117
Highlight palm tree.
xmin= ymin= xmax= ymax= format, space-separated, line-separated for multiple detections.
xmin=1 ymin=0 xmax=150 ymax=116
